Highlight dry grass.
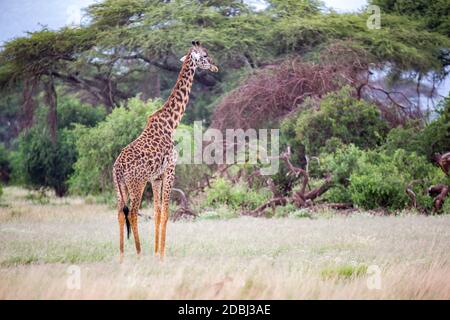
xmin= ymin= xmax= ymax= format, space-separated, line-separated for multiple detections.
xmin=1 ymin=186 xmax=449 ymax=300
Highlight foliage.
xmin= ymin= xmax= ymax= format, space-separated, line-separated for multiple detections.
xmin=0 ymin=143 xmax=11 ymax=183
xmin=419 ymin=98 xmax=450 ymax=159
xmin=204 ymin=177 xmax=271 ymax=210
xmin=69 ymin=97 xmax=160 ymax=195
xmin=291 ymin=87 xmax=389 ymax=155
xmin=11 ymin=127 xmax=76 ymax=196
xmin=371 ymin=0 xmax=450 ymax=36
xmin=55 ymin=95 xmax=107 ymax=129
xmin=0 ymin=87 xmax=22 ymax=145
xmin=212 ymin=45 xmax=370 ymax=131
xmin=0 ymin=0 xmax=449 ymax=213
xmin=198 ymin=205 xmax=238 ymax=220
xmin=443 ymin=199 xmax=450 ymax=214
xmin=319 ymin=145 xmax=444 ymax=211
xmin=9 ymin=95 xmax=107 ymax=196
xmin=272 ymin=12 xmax=450 ymax=72
xmin=320 ymin=264 xmax=368 ymax=279
xmin=0 ymin=27 xmax=95 ymax=87
xmin=383 ymin=97 xmax=450 ymax=160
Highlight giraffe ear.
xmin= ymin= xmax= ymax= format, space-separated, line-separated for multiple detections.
xmin=180 ymin=55 xmax=187 ymax=62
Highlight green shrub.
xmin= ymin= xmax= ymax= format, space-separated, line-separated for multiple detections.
xmin=383 ymin=97 xmax=450 ymax=161
xmin=0 ymin=143 xmax=11 ymax=183
xmin=293 ymin=87 xmax=389 ymax=155
xmin=319 ymin=145 xmax=443 ymax=211
xmin=419 ymin=97 xmax=450 ymax=159
xmin=11 ymin=127 xmax=76 ymax=196
xmin=9 ymin=94 xmax=107 ymax=196
xmin=273 ymin=203 xmax=296 ymax=218
xmin=348 ymin=160 xmax=409 ymax=210
xmin=204 ymin=177 xmax=271 ymax=210
xmin=56 ymin=95 xmax=107 ymax=129
xmin=289 ymin=208 xmax=312 ymax=219
xmin=198 ymin=206 xmax=238 ymax=220
xmin=442 ymin=199 xmax=450 ymax=214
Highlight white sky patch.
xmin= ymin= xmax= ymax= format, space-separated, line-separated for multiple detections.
xmin=245 ymin=0 xmax=268 ymax=12
xmin=66 ymin=5 xmax=82 ymax=26
xmin=322 ymin=0 xmax=368 ymax=12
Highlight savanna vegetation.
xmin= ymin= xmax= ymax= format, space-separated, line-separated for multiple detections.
xmin=1 ymin=0 xmax=450 ymax=301
xmin=0 ymin=0 xmax=449 ymax=218
xmin=1 ymin=187 xmax=449 ymax=299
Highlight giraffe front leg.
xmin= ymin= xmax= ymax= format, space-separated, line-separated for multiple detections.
xmin=160 ymin=164 xmax=175 ymax=259
xmin=130 ymin=212 xmax=141 ymax=256
xmin=151 ymin=179 xmax=162 ymax=256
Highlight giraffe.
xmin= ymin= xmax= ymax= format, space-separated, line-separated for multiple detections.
xmin=112 ymin=41 xmax=218 ymax=261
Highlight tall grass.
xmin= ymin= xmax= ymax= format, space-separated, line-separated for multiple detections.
xmin=0 ymin=187 xmax=449 ymax=299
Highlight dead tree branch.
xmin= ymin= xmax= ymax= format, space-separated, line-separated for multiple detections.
xmin=243 ymin=146 xmax=335 ymax=217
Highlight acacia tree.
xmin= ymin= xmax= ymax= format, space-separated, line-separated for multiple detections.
xmin=0 ymin=28 xmax=95 ymax=142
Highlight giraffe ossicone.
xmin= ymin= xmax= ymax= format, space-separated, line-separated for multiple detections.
xmin=113 ymin=42 xmax=218 ymax=260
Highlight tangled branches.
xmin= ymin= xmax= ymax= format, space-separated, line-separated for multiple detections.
xmin=211 ymin=42 xmax=370 ymax=131
xmin=211 ymin=41 xmax=427 ymax=131
xmin=243 ymin=146 xmax=337 ymax=217
xmin=428 ymin=152 xmax=450 ymax=212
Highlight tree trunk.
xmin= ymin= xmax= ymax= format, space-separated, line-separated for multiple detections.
xmin=44 ymin=75 xmax=58 ymax=144
xmin=21 ymin=77 xmax=38 ymax=131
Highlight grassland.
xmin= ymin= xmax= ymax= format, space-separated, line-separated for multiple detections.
xmin=0 ymin=186 xmax=449 ymax=299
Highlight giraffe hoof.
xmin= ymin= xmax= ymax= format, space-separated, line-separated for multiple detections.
xmin=119 ymin=254 xmax=124 ymax=264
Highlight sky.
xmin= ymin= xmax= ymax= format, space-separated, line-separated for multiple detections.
xmin=0 ymin=0 xmax=368 ymax=45
xmin=0 ymin=0 xmax=97 ymax=44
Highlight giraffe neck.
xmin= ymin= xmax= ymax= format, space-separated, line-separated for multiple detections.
xmin=161 ymin=53 xmax=196 ymax=130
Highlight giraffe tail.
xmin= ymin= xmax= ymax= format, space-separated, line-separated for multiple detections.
xmin=123 ymin=206 xmax=131 ymax=239
xmin=115 ymin=168 xmax=131 ymax=240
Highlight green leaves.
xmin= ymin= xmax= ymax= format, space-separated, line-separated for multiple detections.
xmin=292 ymin=87 xmax=389 ymax=155
xmin=272 ymin=12 xmax=450 ymax=72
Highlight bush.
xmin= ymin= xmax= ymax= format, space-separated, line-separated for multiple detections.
xmin=9 ymin=94 xmax=107 ymax=196
xmin=198 ymin=205 xmax=238 ymax=220
xmin=273 ymin=203 xmax=296 ymax=218
xmin=69 ymin=97 xmax=161 ymax=194
xmin=419 ymin=97 xmax=450 ymax=159
xmin=0 ymin=143 xmax=11 ymax=183
xmin=56 ymin=95 xmax=107 ymax=129
xmin=11 ymin=127 xmax=76 ymax=196
xmin=319 ymin=145 xmax=443 ymax=211
xmin=383 ymin=97 xmax=450 ymax=161
xmin=293 ymin=87 xmax=389 ymax=155
xmin=204 ymin=177 xmax=271 ymax=210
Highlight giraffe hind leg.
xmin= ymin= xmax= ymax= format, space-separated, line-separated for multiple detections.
xmin=128 ymin=182 xmax=146 ymax=256
xmin=152 ymin=179 xmax=162 ymax=256
xmin=115 ymin=180 xmax=128 ymax=262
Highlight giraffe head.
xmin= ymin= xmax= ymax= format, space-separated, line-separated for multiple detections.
xmin=180 ymin=40 xmax=219 ymax=72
